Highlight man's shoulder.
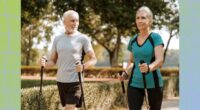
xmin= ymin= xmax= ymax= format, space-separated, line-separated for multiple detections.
xmin=56 ymin=33 xmax=65 ymax=38
xmin=54 ymin=33 xmax=64 ymax=40
xmin=77 ymin=32 xmax=88 ymax=38
xmin=77 ymin=32 xmax=90 ymax=41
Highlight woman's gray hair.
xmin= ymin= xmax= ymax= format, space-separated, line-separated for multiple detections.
xmin=136 ymin=6 xmax=153 ymax=25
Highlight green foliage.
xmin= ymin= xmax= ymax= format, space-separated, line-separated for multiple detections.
xmin=21 ymin=86 xmax=60 ymax=110
xmin=162 ymin=1 xmax=179 ymax=62
xmin=21 ymin=79 xmax=56 ymax=89
xmin=21 ymin=0 xmax=179 ymax=66
xmin=21 ymin=66 xmax=179 ymax=77
xmin=21 ymin=0 xmax=54 ymax=65
xmin=21 ymin=79 xmax=179 ymax=110
xmin=21 ymin=0 xmax=49 ymax=25
xmin=52 ymin=0 xmax=178 ymax=66
xmin=21 ymin=83 xmax=131 ymax=110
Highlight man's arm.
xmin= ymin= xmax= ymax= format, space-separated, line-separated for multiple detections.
xmin=40 ymin=51 xmax=58 ymax=68
xmin=83 ymin=50 xmax=97 ymax=69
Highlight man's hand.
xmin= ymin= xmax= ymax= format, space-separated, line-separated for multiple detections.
xmin=39 ymin=56 xmax=47 ymax=67
xmin=75 ymin=62 xmax=84 ymax=72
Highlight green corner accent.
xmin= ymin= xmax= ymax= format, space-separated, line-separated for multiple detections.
xmin=0 ymin=33 xmax=8 ymax=51
xmin=0 ymin=0 xmax=20 ymax=109
xmin=0 ymin=74 xmax=20 ymax=109
xmin=5 ymin=1 xmax=20 ymax=14
xmin=0 ymin=17 xmax=9 ymax=33
xmin=0 ymin=1 xmax=5 ymax=14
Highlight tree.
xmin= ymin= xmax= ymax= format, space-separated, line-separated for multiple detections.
xmin=22 ymin=0 xmax=178 ymax=66
xmin=21 ymin=0 xmax=54 ymax=65
xmin=154 ymin=0 xmax=179 ymax=62
xmin=164 ymin=1 xmax=179 ymax=62
xmin=52 ymin=0 xmax=169 ymax=66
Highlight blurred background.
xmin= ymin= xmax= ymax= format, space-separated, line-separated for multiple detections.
xmin=21 ymin=0 xmax=179 ymax=110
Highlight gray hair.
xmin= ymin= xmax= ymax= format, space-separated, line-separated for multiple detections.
xmin=63 ymin=10 xmax=79 ymax=21
xmin=136 ymin=6 xmax=153 ymax=25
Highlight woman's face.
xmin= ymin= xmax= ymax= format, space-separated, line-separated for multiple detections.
xmin=136 ymin=11 xmax=151 ymax=31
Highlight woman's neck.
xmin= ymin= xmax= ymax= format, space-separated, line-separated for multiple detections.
xmin=139 ymin=29 xmax=151 ymax=38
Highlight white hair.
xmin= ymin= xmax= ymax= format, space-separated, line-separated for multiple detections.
xmin=136 ymin=6 xmax=153 ymax=25
xmin=63 ymin=10 xmax=79 ymax=21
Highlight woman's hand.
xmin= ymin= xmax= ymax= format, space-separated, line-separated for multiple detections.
xmin=139 ymin=63 xmax=149 ymax=74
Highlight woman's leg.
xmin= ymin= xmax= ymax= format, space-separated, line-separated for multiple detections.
xmin=148 ymin=87 xmax=163 ymax=110
xmin=128 ymin=86 xmax=144 ymax=110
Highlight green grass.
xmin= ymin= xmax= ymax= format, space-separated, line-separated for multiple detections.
xmin=21 ymin=79 xmax=56 ymax=89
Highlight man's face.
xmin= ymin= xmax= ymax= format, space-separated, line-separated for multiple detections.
xmin=64 ymin=13 xmax=79 ymax=34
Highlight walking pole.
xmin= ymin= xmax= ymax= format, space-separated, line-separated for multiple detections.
xmin=140 ymin=60 xmax=150 ymax=110
xmin=119 ymin=71 xmax=126 ymax=94
xmin=119 ymin=61 xmax=129 ymax=110
xmin=76 ymin=61 xmax=86 ymax=110
xmin=119 ymin=71 xmax=129 ymax=110
xmin=120 ymin=62 xmax=128 ymax=93
xmin=39 ymin=66 xmax=44 ymax=110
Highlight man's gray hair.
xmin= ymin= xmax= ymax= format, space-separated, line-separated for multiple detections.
xmin=63 ymin=10 xmax=79 ymax=21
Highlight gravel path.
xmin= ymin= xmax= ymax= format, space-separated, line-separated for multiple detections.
xmin=141 ymin=97 xmax=179 ymax=110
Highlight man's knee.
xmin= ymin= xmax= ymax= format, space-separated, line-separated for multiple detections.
xmin=64 ymin=104 xmax=76 ymax=110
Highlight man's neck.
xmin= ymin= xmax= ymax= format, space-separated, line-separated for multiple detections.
xmin=65 ymin=30 xmax=78 ymax=36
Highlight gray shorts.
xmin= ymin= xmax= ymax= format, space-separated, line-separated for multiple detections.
xmin=57 ymin=82 xmax=82 ymax=107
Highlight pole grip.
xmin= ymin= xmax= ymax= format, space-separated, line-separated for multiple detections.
xmin=119 ymin=71 xmax=126 ymax=94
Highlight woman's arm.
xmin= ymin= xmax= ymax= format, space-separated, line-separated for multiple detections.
xmin=149 ymin=45 xmax=164 ymax=71
xmin=125 ymin=52 xmax=134 ymax=73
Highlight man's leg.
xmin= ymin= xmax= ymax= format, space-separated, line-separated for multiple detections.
xmin=57 ymin=82 xmax=81 ymax=110
xmin=64 ymin=104 xmax=77 ymax=110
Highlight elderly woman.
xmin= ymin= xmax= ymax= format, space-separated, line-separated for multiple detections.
xmin=124 ymin=6 xmax=164 ymax=110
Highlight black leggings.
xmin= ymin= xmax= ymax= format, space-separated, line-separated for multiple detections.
xmin=127 ymin=86 xmax=163 ymax=110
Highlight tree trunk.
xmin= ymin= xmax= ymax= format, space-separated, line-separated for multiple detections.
xmin=109 ymin=50 xmax=120 ymax=67
xmin=164 ymin=30 xmax=173 ymax=62
xmin=25 ymin=34 xmax=31 ymax=65
xmin=109 ymin=35 xmax=121 ymax=67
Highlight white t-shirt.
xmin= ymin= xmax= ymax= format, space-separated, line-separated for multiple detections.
xmin=51 ymin=31 xmax=93 ymax=82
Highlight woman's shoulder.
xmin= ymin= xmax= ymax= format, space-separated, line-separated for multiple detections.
xmin=150 ymin=32 xmax=162 ymax=39
xmin=130 ymin=34 xmax=138 ymax=41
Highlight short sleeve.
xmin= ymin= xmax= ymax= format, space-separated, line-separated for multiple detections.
xmin=127 ymin=34 xmax=137 ymax=52
xmin=51 ymin=36 xmax=59 ymax=53
xmin=127 ymin=39 xmax=132 ymax=52
xmin=83 ymin=35 xmax=93 ymax=53
xmin=153 ymin=33 xmax=164 ymax=47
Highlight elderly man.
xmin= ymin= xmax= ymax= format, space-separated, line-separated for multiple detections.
xmin=40 ymin=10 xmax=97 ymax=110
